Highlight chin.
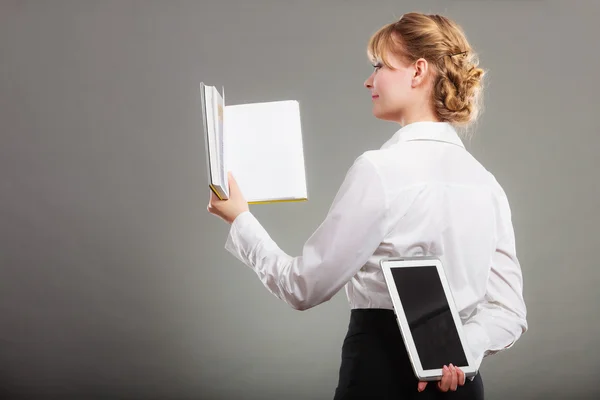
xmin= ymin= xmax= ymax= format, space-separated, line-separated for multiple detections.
xmin=372 ymin=107 xmax=402 ymax=123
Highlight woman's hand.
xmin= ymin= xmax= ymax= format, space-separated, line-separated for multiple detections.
xmin=417 ymin=364 xmax=465 ymax=393
xmin=207 ymin=172 xmax=249 ymax=224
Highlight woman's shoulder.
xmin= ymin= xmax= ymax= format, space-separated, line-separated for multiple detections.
xmin=356 ymin=145 xmax=422 ymax=169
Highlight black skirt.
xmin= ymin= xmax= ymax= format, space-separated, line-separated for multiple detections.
xmin=333 ymin=309 xmax=484 ymax=400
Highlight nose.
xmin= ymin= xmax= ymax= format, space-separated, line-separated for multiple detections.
xmin=364 ymin=72 xmax=374 ymax=89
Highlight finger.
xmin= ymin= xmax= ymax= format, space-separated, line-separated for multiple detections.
xmin=227 ymin=171 xmax=241 ymax=194
xmin=207 ymin=204 xmax=216 ymax=216
xmin=449 ymin=364 xmax=458 ymax=391
xmin=438 ymin=365 xmax=450 ymax=392
xmin=227 ymin=171 xmax=235 ymax=186
xmin=207 ymin=192 xmax=220 ymax=213
xmin=227 ymin=172 xmax=248 ymax=205
xmin=417 ymin=381 xmax=427 ymax=392
xmin=457 ymin=367 xmax=466 ymax=386
xmin=207 ymin=203 xmax=217 ymax=216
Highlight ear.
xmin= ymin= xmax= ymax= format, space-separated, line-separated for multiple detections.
xmin=411 ymin=58 xmax=429 ymax=88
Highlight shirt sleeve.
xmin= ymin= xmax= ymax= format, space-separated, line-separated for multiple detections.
xmin=462 ymin=190 xmax=528 ymax=368
xmin=224 ymin=153 xmax=392 ymax=311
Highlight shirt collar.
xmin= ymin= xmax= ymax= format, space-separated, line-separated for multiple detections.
xmin=380 ymin=121 xmax=465 ymax=150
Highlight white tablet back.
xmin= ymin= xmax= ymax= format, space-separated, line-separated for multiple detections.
xmin=380 ymin=257 xmax=478 ymax=381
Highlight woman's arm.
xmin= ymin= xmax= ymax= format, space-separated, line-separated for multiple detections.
xmin=216 ymin=153 xmax=415 ymax=311
xmin=222 ymin=154 xmax=391 ymax=310
xmin=419 ymin=187 xmax=528 ymax=391
xmin=462 ymin=190 xmax=528 ymax=367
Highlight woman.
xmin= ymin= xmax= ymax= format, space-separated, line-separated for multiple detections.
xmin=208 ymin=12 xmax=527 ymax=399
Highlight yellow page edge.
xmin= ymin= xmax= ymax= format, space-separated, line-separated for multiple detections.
xmin=249 ymin=198 xmax=308 ymax=205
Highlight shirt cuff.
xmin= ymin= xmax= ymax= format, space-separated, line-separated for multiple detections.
xmin=462 ymin=321 xmax=490 ymax=370
xmin=224 ymin=211 xmax=270 ymax=267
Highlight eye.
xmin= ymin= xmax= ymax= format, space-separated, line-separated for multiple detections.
xmin=372 ymin=62 xmax=382 ymax=70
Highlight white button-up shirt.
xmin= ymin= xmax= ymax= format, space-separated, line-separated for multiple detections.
xmin=224 ymin=121 xmax=527 ymax=367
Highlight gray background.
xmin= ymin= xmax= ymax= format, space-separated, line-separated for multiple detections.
xmin=1 ymin=0 xmax=599 ymax=399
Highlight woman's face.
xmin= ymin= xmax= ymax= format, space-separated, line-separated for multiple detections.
xmin=364 ymin=51 xmax=433 ymax=124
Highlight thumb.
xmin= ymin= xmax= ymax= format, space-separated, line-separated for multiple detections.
xmin=227 ymin=171 xmax=243 ymax=196
xmin=227 ymin=171 xmax=237 ymax=189
xmin=418 ymin=381 xmax=428 ymax=392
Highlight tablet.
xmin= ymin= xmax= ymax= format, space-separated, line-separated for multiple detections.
xmin=380 ymin=256 xmax=478 ymax=381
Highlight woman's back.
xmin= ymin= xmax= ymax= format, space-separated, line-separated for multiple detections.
xmin=347 ymin=122 xmax=504 ymax=319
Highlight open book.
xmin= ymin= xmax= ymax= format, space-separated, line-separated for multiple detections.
xmin=200 ymin=83 xmax=308 ymax=204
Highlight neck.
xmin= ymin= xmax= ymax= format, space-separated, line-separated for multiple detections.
xmin=397 ymin=89 xmax=440 ymax=126
xmin=397 ymin=110 xmax=440 ymax=127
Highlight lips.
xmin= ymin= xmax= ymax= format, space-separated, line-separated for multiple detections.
xmin=372 ymin=94 xmax=379 ymax=99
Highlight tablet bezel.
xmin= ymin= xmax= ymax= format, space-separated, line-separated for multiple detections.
xmin=380 ymin=256 xmax=478 ymax=381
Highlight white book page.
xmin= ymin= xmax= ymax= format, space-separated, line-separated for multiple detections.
xmin=224 ymin=100 xmax=307 ymax=203
xmin=213 ymin=88 xmax=228 ymax=197
xmin=203 ymin=85 xmax=219 ymax=185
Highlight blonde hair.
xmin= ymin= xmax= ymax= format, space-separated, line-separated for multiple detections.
xmin=368 ymin=12 xmax=485 ymax=127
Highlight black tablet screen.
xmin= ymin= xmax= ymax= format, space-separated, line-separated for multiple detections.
xmin=390 ymin=265 xmax=468 ymax=369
